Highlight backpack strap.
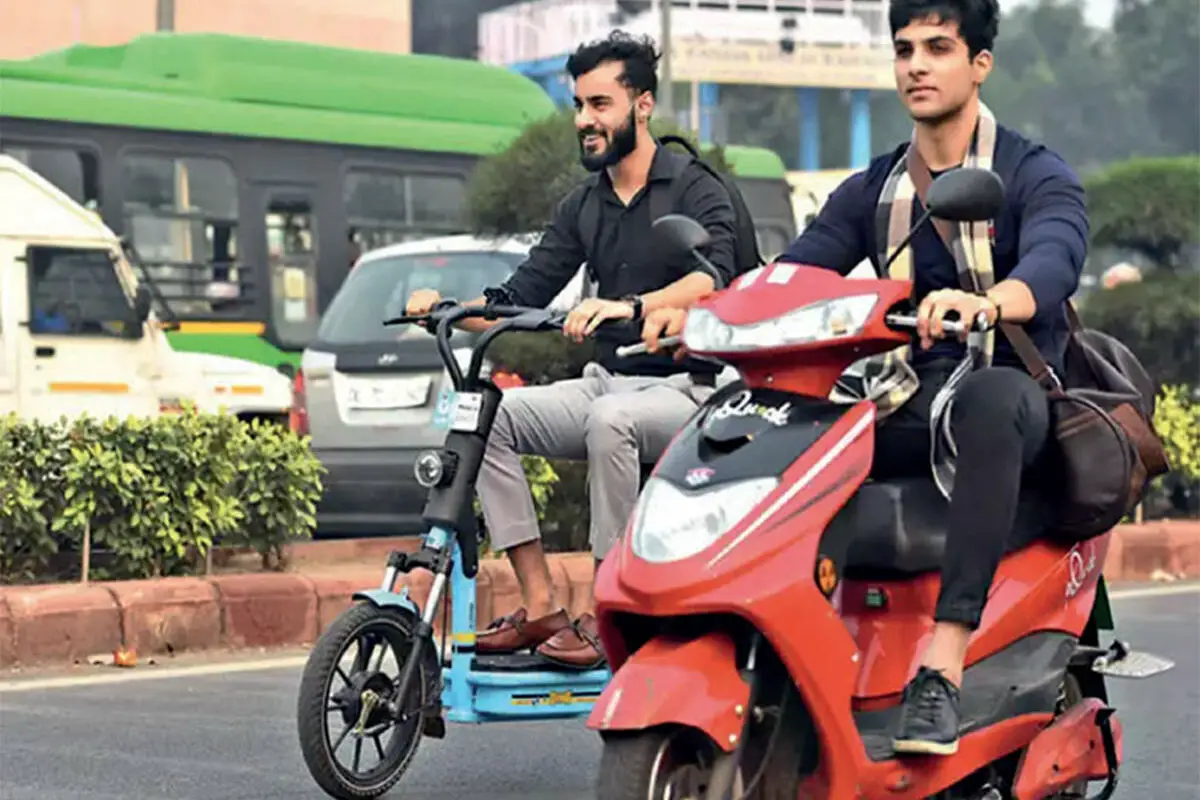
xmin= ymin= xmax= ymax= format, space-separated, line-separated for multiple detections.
xmin=649 ymin=149 xmax=692 ymax=224
xmin=655 ymin=136 xmax=766 ymax=268
xmin=576 ymin=175 xmax=604 ymax=283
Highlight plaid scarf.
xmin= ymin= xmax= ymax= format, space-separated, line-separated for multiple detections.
xmin=860 ymin=103 xmax=1000 ymax=497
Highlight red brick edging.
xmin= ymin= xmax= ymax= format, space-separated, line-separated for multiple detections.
xmin=0 ymin=522 xmax=1195 ymax=669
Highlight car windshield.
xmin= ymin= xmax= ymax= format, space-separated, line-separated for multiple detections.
xmin=316 ymin=250 xmax=526 ymax=345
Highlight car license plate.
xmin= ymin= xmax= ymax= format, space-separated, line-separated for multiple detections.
xmin=346 ymin=376 xmax=431 ymax=410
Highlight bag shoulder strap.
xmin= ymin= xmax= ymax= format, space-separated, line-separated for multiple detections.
xmin=576 ymin=175 xmax=604 ymax=282
xmin=649 ymin=147 xmax=692 ymax=223
xmin=906 ymin=146 xmax=1058 ymax=389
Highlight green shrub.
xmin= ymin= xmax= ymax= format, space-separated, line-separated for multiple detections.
xmin=1085 ymin=156 xmax=1200 ymax=268
xmin=1078 ymin=270 xmax=1200 ymax=390
xmin=1144 ymin=384 xmax=1200 ymax=519
xmin=0 ymin=409 xmax=324 ymax=583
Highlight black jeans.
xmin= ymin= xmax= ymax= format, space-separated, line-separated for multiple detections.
xmin=871 ymin=360 xmax=1057 ymax=629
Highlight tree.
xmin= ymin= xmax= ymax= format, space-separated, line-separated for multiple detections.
xmin=1079 ymin=270 xmax=1200 ymax=391
xmin=465 ymin=108 xmax=731 ymax=237
xmin=982 ymin=0 xmax=1164 ymax=174
xmin=1084 ymin=156 xmax=1200 ymax=269
xmin=1113 ymin=0 xmax=1200 ymax=157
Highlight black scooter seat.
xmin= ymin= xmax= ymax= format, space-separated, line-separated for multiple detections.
xmin=828 ymin=477 xmax=1054 ymax=577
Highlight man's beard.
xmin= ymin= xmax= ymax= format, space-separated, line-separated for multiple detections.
xmin=578 ymin=108 xmax=638 ymax=172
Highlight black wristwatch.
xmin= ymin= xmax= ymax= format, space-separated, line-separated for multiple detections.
xmin=622 ymin=294 xmax=644 ymax=321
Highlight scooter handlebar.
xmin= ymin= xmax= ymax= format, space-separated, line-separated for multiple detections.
xmin=885 ymin=310 xmax=993 ymax=339
xmin=614 ymin=313 xmax=990 ymax=359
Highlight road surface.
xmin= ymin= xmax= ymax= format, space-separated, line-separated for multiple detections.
xmin=1 ymin=584 xmax=1197 ymax=800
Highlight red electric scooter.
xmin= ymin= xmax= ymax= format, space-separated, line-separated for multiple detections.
xmin=587 ymin=168 xmax=1175 ymax=800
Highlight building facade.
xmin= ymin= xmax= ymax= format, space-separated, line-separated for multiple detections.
xmin=0 ymin=0 xmax=412 ymax=60
xmin=478 ymin=0 xmax=895 ymax=171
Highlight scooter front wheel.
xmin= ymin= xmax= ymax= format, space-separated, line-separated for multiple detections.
xmin=596 ymin=727 xmax=745 ymax=800
xmin=296 ymin=602 xmax=438 ymax=800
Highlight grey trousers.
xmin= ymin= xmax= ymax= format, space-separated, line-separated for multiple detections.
xmin=477 ymin=362 xmax=716 ymax=559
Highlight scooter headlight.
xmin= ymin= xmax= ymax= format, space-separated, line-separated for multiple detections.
xmin=629 ymin=476 xmax=779 ymax=564
xmin=683 ymin=294 xmax=879 ymax=354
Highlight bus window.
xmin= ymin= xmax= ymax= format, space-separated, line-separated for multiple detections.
xmin=409 ymin=174 xmax=466 ymax=229
xmin=345 ymin=168 xmax=467 ymax=254
xmin=3 ymin=145 xmax=100 ymax=209
xmin=120 ymin=153 xmax=241 ymax=317
xmin=345 ymin=169 xmax=408 ymax=252
xmin=267 ymin=196 xmax=319 ymax=348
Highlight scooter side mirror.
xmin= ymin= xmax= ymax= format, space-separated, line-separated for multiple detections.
xmin=926 ymin=168 xmax=1005 ymax=222
xmin=651 ymin=214 xmax=726 ymax=290
xmin=653 ymin=214 xmax=711 ymax=258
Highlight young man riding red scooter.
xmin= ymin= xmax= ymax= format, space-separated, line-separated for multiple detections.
xmin=642 ymin=0 xmax=1086 ymax=759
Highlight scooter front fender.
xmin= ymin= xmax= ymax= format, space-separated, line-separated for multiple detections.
xmin=351 ymin=588 xmax=421 ymax=618
xmin=586 ymin=632 xmax=750 ymax=752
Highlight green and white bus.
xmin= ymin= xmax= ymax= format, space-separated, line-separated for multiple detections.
xmin=0 ymin=33 xmax=795 ymax=372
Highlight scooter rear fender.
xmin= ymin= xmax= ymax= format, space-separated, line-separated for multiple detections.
xmin=586 ymin=632 xmax=749 ymax=752
xmin=1011 ymin=698 xmax=1124 ymax=800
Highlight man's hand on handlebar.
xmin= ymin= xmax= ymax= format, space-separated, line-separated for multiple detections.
xmin=563 ymin=298 xmax=635 ymax=342
xmin=641 ymin=307 xmax=688 ymax=355
xmin=916 ymin=289 xmax=999 ymax=350
xmin=405 ymin=289 xmax=442 ymax=317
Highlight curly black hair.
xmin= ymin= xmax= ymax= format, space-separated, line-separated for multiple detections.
xmin=888 ymin=0 xmax=1000 ymax=56
xmin=565 ymin=30 xmax=661 ymax=97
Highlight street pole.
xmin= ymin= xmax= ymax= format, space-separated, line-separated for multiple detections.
xmin=156 ymin=0 xmax=175 ymax=32
xmin=658 ymin=0 xmax=674 ymax=124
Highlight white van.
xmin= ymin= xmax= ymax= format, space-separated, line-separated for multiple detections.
xmin=0 ymin=155 xmax=290 ymax=423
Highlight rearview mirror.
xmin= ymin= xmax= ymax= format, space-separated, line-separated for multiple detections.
xmin=133 ymin=285 xmax=153 ymax=324
xmin=652 ymin=214 xmax=711 ymax=257
xmin=926 ymin=168 xmax=1005 ymax=222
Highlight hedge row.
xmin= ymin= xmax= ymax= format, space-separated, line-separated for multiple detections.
xmin=0 ymin=409 xmax=323 ymax=584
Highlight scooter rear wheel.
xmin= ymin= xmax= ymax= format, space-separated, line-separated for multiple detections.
xmin=596 ymin=727 xmax=745 ymax=800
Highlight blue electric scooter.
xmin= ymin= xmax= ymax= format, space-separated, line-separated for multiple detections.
xmin=296 ymin=301 xmax=614 ymax=800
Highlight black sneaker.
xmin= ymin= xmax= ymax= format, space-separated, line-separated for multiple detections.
xmin=892 ymin=666 xmax=962 ymax=756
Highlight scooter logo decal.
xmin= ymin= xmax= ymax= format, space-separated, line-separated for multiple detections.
xmin=685 ymin=467 xmax=715 ymax=487
xmin=706 ymin=390 xmax=793 ymax=428
xmin=1065 ymin=540 xmax=1099 ymax=599
xmin=816 ymin=557 xmax=839 ymax=596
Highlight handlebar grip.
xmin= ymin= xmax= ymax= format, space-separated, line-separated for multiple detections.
xmin=616 ymin=335 xmax=682 ymax=358
xmin=885 ymin=313 xmax=969 ymax=337
xmin=383 ymin=313 xmax=429 ymax=326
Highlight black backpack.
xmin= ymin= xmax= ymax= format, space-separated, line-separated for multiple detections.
xmin=577 ymin=135 xmax=764 ymax=287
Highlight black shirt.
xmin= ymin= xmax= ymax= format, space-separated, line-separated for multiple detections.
xmin=485 ymin=145 xmax=739 ymax=377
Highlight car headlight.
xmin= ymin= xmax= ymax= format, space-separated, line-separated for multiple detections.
xmin=683 ymin=294 xmax=879 ymax=354
xmin=630 ymin=476 xmax=779 ymax=564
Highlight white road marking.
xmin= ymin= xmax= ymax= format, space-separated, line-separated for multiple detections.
xmin=1108 ymin=582 xmax=1200 ymax=601
xmin=0 ymin=584 xmax=1194 ymax=694
xmin=0 ymin=655 xmax=309 ymax=693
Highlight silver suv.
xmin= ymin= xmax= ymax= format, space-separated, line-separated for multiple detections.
xmin=296 ymin=234 xmax=585 ymax=536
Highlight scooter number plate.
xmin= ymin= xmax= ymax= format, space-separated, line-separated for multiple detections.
xmin=431 ymin=387 xmax=483 ymax=433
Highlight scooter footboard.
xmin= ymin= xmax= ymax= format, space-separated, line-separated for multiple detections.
xmin=586 ymin=632 xmax=750 ymax=752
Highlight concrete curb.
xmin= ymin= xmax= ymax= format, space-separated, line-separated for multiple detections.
xmin=0 ymin=522 xmax=1195 ymax=669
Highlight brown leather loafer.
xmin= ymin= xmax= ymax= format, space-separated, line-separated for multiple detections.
xmin=535 ymin=613 xmax=607 ymax=670
xmin=476 ymin=608 xmax=571 ymax=654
